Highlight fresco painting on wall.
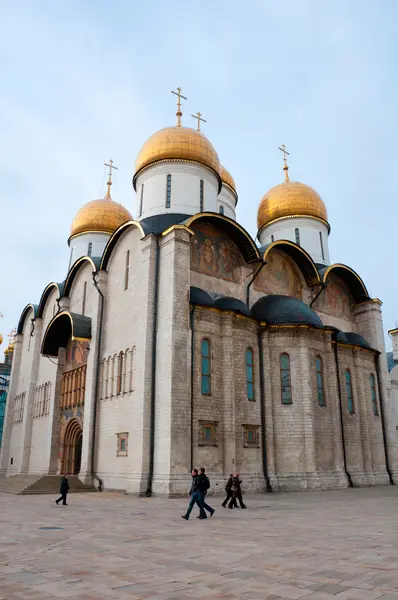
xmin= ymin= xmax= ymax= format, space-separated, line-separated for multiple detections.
xmin=65 ymin=340 xmax=89 ymax=371
xmin=190 ymin=223 xmax=243 ymax=283
xmin=254 ymin=251 xmax=302 ymax=299
xmin=316 ymin=273 xmax=353 ymax=320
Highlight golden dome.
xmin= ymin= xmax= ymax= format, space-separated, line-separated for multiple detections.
xmin=220 ymin=165 xmax=237 ymax=195
xmin=134 ymin=126 xmax=220 ymax=186
xmin=257 ymin=180 xmax=328 ymax=232
xmin=70 ymin=194 xmax=132 ymax=239
xmin=0 ymin=333 xmax=3 ymax=346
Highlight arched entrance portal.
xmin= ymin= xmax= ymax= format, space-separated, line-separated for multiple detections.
xmin=62 ymin=419 xmax=83 ymax=475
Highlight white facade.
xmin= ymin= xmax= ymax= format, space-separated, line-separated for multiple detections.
xmin=135 ymin=161 xmax=220 ymax=221
xmin=217 ymin=183 xmax=237 ymax=220
xmin=68 ymin=232 xmax=111 ymax=268
xmin=258 ymin=216 xmax=330 ymax=266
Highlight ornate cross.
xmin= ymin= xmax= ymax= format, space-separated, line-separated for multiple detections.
xmin=278 ymin=144 xmax=290 ymax=181
xmin=104 ymin=159 xmax=118 ymax=196
xmin=171 ymin=87 xmax=187 ymax=126
xmin=191 ymin=111 xmax=207 ymax=131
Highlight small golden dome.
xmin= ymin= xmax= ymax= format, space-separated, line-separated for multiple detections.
xmin=70 ymin=195 xmax=132 ymax=239
xmin=220 ymin=165 xmax=237 ymax=195
xmin=257 ymin=180 xmax=328 ymax=232
xmin=0 ymin=333 xmax=3 ymax=346
xmin=134 ymin=126 xmax=220 ymax=185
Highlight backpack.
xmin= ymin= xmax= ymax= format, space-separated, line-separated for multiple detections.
xmin=204 ymin=475 xmax=210 ymax=490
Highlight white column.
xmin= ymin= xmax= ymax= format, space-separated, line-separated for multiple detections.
xmin=47 ymin=348 xmax=65 ymax=474
xmin=0 ymin=335 xmax=23 ymax=474
xmin=220 ymin=313 xmax=236 ymax=475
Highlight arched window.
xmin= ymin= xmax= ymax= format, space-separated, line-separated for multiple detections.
xmin=88 ymin=242 xmax=92 ymax=257
xmin=200 ymin=179 xmax=204 ymax=212
xmin=139 ymin=184 xmax=144 ymax=217
xmin=219 ymin=205 xmax=224 ymax=214
xmin=124 ymin=250 xmax=130 ymax=291
xmin=271 ymin=234 xmax=274 ymax=242
xmin=165 ymin=174 xmax=172 ymax=208
xmin=345 ymin=369 xmax=354 ymax=414
xmin=315 ymin=356 xmax=325 ymax=406
xmin=370 ymin=374 xmax=378 ymax=415
xmin=201 ymin=338 xmax=211 ymax=395
xmin=295 ymin=228 xmax=300 ymax=246
xmin=319 ymin=231 xmax=325 ymax=261
xmin=117 ymin=351 xmax=124 ymax=395
xmin=280 ymin=353 xmax=292 ymax=404
xmin=246 ymin=348 xmax=254 ymax=401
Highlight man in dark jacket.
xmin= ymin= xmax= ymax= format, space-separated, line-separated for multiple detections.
xmin=55 ymin=474 xmax=70 ymax=506
xmin=182 ymin=469 xmax=206 ymax=520
xmin=198 ymin=467 xmax=214 ymax=517
xmin=222 ymin=474 xmax=233 ymax=507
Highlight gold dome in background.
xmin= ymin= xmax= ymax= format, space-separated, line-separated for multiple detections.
xmin=220 ymin=165 xmax=237 ymax=195
xmin=257 ymin=180 xmax=328 ymax=232
xmin=0 ymin=333 xmax=3 ymax=346
xmin=134 ymin=126 xmax=221 ymax=185
xmin=70 ymin=195 xmax=132 ymax=239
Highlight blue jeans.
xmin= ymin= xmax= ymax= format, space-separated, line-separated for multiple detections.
xmin=202 ymin=493 xmax=214 ymax=514
xmin=185 ymin=492 xmax=206 ymax=519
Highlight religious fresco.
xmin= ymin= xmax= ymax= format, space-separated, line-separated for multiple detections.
xmin=65 ymin=339 xmax=89 ymax=371
xmin=190 ymin=223 xmax=243 ymax=283
xmin=253 ymin=250 xmax=302 ymax=299
xmin=316 ymin=273 xmax=353 ymax=320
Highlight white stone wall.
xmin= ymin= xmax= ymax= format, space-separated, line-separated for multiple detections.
xmin=95 ymin=226 xmax=155 ymax=493
xmin=135 ymin=162 xmax=219 ymax=220
xmin=390 ymin=364 xmax=398 ymax=427
xmin=259 ymin=217 xmax=330 ymax=266
xmin=68 ymin=232 xmax=110 ymax=270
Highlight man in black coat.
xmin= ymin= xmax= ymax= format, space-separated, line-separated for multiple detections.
xmin=55 ymin=474 xmax=70 ymax=506
xmin=181 ymin=469 xmax=206 ymax=520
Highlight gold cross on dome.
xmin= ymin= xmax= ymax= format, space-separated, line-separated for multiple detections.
xmin=278 ymin=144 xmax=290 ymax=181
xmin=191 ymin=111 xmax=207 ymax=131
xmin=104 ymin=159 xmax=118 ymax=197
xmin=171 ymin=87 xmax=187 ymax=126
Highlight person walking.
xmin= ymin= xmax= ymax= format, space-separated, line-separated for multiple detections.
xmin=235 ymin=473 xmax=247 ymax=509
xmin=181 ymin=469 xmax=207 ymax=520
xmin=55 ymin=474 xmax=70 ymax=506
xmin=222 ymin=474 xmax=233 ymax=507
xmin=198 ymin=467 xmax=214 ymax=517
xmin=228 ymin=474 xmax=240 ymax=508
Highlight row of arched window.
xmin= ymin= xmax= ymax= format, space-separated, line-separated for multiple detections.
xmin=33 ymin=382 xmax=51 ymax=418
xmin=12 ymin=392 xmax=25 ymax=425
xmin=200 ymin=339 xmax=379 ymax=414
xmin=99 ymin=347 xmax=136 ymax=400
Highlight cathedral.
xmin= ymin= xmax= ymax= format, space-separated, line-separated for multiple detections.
xmin=1 ymin=89 xmax=397 ymax=496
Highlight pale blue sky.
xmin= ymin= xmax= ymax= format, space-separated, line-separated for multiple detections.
xmin=1 ymin=0 xmax=397 ymax=358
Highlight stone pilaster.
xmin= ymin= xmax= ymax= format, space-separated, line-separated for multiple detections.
xmin=353 ymin=350 xmax=373 ymax=482
xmin=0 ymin=334 xmax=23 ymax=474
xmin=261 ymin=329 xmax=277 ymax=486
xmin=79 ymin=270 xmax=107 ymax=484
xmin=220 ymin=313 xmax=236 ymax=474
xmin=354 ymin=300 xmax=398 ymax=478
xmin=47 ymin=348 xmax=65 ymax=474
xmin=298 ymin=331 xmax=317 ymax=484
xmin=21 ymin=319 xmax=43 ymax=473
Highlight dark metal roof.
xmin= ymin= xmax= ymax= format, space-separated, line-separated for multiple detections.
xmin=37 ymin=282 xmax=64 ymax=318
xmin=63 ymin=256 xmax=101 ymax=297
xmin=260 ymin=240 xmax=321 ymax=287
xmin=251 ymin=294 xmax=323 ymax=327
xmin=190 ymin=287 xmax=214 ymax=307
xmin=336 ymin=331 xmax=371 ymax=349
xmin=140 ymin=213 xmax=190 ymax=235
xmin=321 ymin=264 xmax=370 ymax=304
xmin=387 ymin=351 xmax=397 ymax=372
xmin=41 ymin=311 xmax=92 ymax=357
xmin=213 ymin=296 xmax=251 ymax=316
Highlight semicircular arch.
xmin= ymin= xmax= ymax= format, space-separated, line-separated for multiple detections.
xmin=100 ymin=220 xmax=145 ymax=271
xmin=37 ymin=282 xmax=63 ymax=319
xmin=63 ymin=256 xmax=100 ymax=298
xmin=262 ymin=240 xmax=321 ymax=287
xmin=321 ymin=263 xmax=370 ymax=304
xmin=17 ymin=304 xmax=39 ymax=335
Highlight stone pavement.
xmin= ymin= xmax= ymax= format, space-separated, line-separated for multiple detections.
xmin=2 ymin=487 xmax=398 ymax=599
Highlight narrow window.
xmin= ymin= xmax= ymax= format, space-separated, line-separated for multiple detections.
xmin=345 ymin=369 xmax=354 ymax=414
xmin=165 ymin=174 xmax=172 ymax=208
xmin=246 ymin=348 xmax=254 ymax=401
xmin=124 ymin=250 xmax=130 ymax=290
xmin=82 ymin=281 xmax=87 ymax=316
xmin=139 ymin=184 xmax=144 ymax=217
xmin=219 ymin=205 xmax=224 ymax=214
xmin=117 ymin=352 xmax=124 ymax=395
xmin=295 ymin=228 xmax=300 ymax=246
xmin=280 ymin=353 xmax=292 ymax=404
xmin=88 ymin=242 xmax=92 ymax=257
xmin=319 ymin=231 xmax=325 ymax=261
xmin=271 ymin=234 xmax=274 ymax=242
xmin=200 ymin=179 xmax=204 ymax=212
xmin=315 ymin=356 xmax=325 ymax=406
xmin=370 ymin=374 xmax=379 ymax=415
xmin=201 ymin=338 xmax=211 ymax=395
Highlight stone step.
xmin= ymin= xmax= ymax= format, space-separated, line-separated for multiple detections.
xmin=0 ymin=475 xmax=97 ymax=495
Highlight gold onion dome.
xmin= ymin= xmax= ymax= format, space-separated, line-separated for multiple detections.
xmin=70 ymin=190 xmax=132 ymax=239
xmin=134 ymin=126 xmax=221 ymax=186
xmin=220 ymin=165 xmax=237 ymax=195
xmin=0 ymin=333 xmax=3 ymax=346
